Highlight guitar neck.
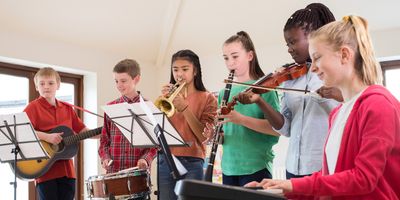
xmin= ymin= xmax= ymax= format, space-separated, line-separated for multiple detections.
xmin=63 ymin=127 xmax=103 ymax=145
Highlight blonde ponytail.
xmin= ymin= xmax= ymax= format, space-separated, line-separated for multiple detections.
xmin=310 ymin=15 xmax=383 ymax=85
xmin=349 ymin=16 xmax=383 ymax=85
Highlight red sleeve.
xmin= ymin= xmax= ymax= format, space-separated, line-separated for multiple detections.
xmin=24 ymin=102 xmax=38 ymax=129
xmin=290 ymin=95 xmax=397 ymax=197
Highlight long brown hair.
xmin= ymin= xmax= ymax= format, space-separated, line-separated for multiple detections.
xmin=169 ymin=49 xmax=207 ymax=91
xmin=224 ymin=31 xmax=264 ymax=79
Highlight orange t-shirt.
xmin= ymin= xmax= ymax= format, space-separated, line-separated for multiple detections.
xmin=170 ymin=91 xmax=217 ymax=159
xmin=24 ymin=97 xmax=86 ymax=183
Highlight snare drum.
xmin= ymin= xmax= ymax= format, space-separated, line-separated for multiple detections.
xmin=86 ymin=169 xmax=150 ymax=199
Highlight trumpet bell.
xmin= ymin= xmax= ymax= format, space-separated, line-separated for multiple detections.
xmin=154 ymin=97 xmax=175 ymax=117
xmin=155 ymin=81 xmax=186 ymax=117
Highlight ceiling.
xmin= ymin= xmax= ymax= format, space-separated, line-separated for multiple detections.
xmin=1 ymin=0 xmax=400 ymax=67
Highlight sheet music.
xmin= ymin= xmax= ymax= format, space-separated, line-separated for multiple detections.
xmin=172 ymin=155 xmax=188 ymax=176
xmin=0 ymin=143 xmax=49 ymax=161
xmin=0 ymin=112 xmax=49 ymax=162
xmin=139 ymin=95 xmax=187 ymax=176
xmin=102 ymin=101 xmax=185 ymax=147
xmin=139 ymin=96 xmax=157 ymax=127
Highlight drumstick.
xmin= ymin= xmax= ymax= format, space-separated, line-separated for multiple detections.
xmin=118 ymin=166 xmax=139 ymax=173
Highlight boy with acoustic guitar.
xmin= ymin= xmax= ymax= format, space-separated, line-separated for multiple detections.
xmin=24 ymin=67 xmax=89 ymax=200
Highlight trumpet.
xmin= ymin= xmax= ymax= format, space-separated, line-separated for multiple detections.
xmin=155 ymin=81 xmax=187 ymax=117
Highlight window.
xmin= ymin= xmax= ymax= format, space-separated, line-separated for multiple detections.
xmin=381 ymin=60 xmax=400 ymax=100
xmin=0 ymin=62 xmax=84 ymax=200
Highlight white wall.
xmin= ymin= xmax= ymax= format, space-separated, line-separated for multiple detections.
xmin=372 ymin=27 xmax=400 ymax=58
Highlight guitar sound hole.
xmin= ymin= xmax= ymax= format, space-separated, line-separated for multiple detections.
xmin=51 ymin=142 xmax=65 ymax=152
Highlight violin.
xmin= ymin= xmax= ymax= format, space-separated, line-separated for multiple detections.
xmin=251 ymin=63 xmax=308 ymax=94
xmin=220 ymin=63 xmax=309 ymax=115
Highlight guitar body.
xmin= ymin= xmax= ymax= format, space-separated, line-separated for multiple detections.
xmin=10 ymin=125 xmax=101 ymax=180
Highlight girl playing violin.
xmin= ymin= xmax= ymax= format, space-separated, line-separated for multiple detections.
xmin=246 ymin=15 xmax=400 ymax=200
xmin=238 ymin=3 xmax=340 ymax=179
xmin=208 ymin=31 xmax=281 ymax=187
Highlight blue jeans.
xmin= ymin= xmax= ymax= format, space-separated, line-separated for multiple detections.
xmin=37 ymin=177 xmax=75 ymax=200
xmin=158 ymin=155 xmax=204 ymax=200
xmin=222 ymin=168 xmax=272 ymax=186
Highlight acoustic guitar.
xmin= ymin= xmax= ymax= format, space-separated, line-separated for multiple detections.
xmin=10 ymin=125 xmax=102 ymax=180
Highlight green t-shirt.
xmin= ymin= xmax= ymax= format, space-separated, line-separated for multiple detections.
xmin=218 ymin=80 xmax=280 ymax=175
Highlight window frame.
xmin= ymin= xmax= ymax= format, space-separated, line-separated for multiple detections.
xmin=381 ymin=60 xmax=400 ymax=86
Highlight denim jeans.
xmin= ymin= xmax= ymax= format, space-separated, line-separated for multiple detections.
xmin=222 ymin=168 xmax=272 ymax=187
xmin=37 ymin=177 xmax=75 ymax=200
xmin=285 ymin=170 xmax=310 ymax=179
xmin=158 ymin=155 xmax=204 ymax=200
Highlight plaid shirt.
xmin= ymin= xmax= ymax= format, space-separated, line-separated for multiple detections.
xmin=98 ymin=94 xmax=157 ymax=173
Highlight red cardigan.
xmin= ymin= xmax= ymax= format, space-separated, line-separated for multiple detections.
xmin=288 ymin=85 xmax=400 ymax=200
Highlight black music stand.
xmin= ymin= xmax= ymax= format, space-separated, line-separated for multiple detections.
xmin=0 ymin=112 xmax=49 ymax=200
xmin=102 ymin=97 xmax=188 ymax=198
xmin=101 ymin=101 xmax=187 ymax=148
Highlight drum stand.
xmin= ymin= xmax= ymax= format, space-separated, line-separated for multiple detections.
xmin=109 ymin=194 xmax=116 ymax=200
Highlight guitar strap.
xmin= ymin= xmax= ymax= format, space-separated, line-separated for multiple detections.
xmin=62 ymin=92 xmax=143 ymax=119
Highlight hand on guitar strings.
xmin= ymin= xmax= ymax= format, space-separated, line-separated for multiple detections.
xmin=43 ymin=131 xmax=64 ymax=145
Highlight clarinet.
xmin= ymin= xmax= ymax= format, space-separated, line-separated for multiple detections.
xmin=204 ymin=70 xmax=235 ymax=182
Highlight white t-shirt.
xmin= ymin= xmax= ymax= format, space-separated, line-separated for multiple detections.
xmin=325 ymin=90 xmax=364 ymax=175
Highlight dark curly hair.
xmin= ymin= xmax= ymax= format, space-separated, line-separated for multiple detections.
xmin=284 ymin=3 xmax=335 ymax=33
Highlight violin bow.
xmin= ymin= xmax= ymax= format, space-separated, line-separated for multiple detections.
xmin=224 ymin=79 xmax=320 ymax=97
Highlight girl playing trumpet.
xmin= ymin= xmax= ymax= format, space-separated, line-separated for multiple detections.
xmin=157 ymin=49 xmax=217 ymax=200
